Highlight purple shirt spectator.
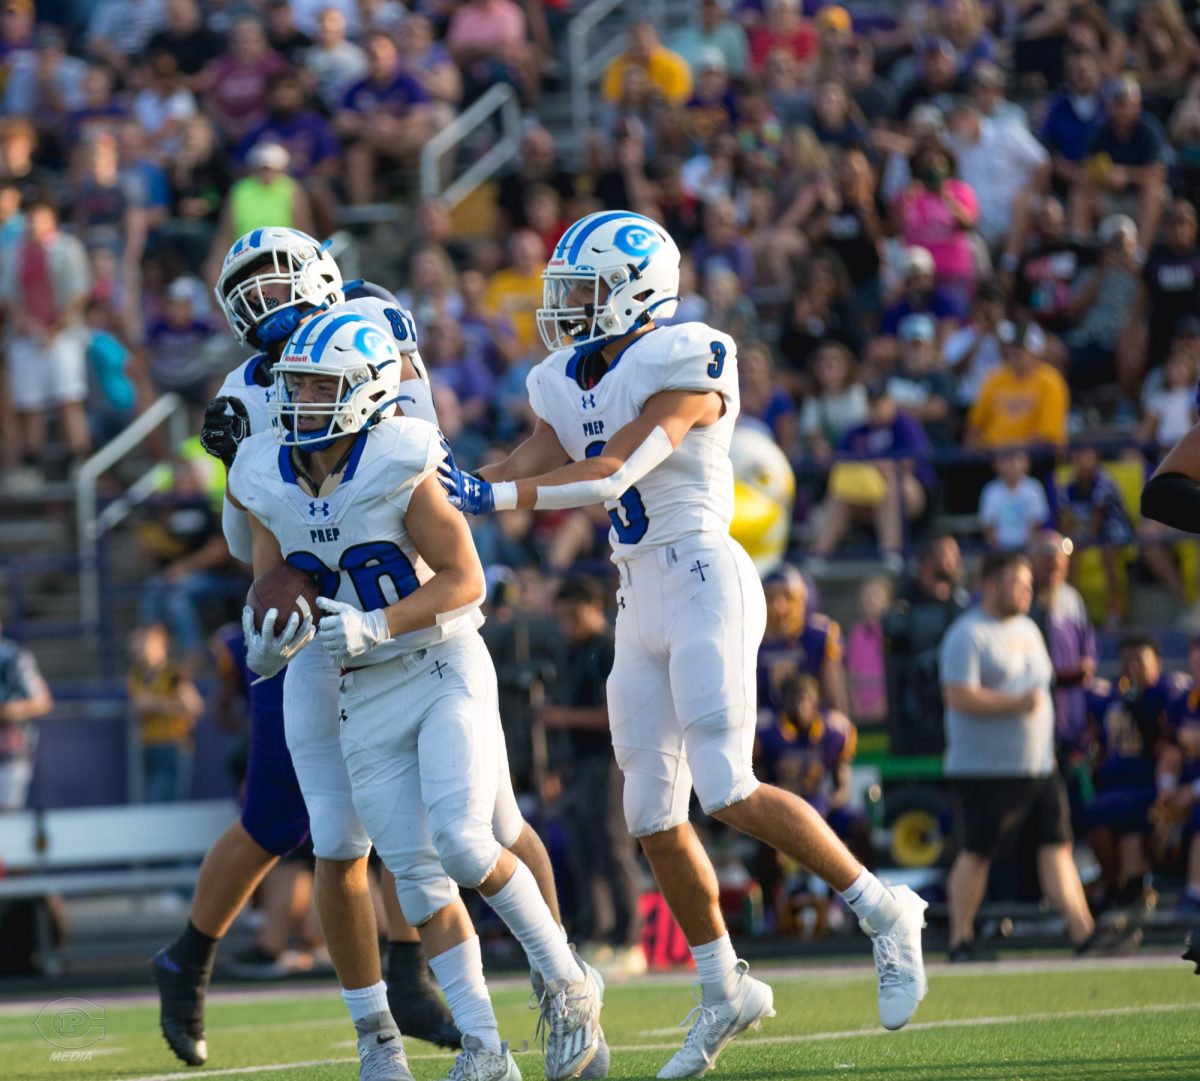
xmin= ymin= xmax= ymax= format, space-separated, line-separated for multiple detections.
xmin=341 ymin=70 xmax=430 ymax=115
xmin=238 ymin=113 xmax=339 ymax=179
xmin=1040 ymin=582 xmax=1098 ymax=751
xmin=838 ymin=412 xmax=935 ymax=490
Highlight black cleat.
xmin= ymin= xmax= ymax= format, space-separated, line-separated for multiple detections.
xmin=385 ymin=942 xmax=461 ymax=1049
xmin=1184 ymin=926 xmax=1200 ymax=974
xmin=152 ymin=946 xmax=209 ymax=1066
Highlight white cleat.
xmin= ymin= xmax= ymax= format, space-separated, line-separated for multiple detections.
xmin=532 ymin=956 xmax=609 ymax=1079
xmin=537 ymin=966 xmax=603 ymax=1080
xmin=441 ymin=1035 xmax=521 ymax=1081
xmin=354 ymin=1011 xmax=414 ymax=1081
xmin=656 ymin=961 xmax=775 ymax=1079
xmin=859 ymin=884 xmax=929 ymax=1031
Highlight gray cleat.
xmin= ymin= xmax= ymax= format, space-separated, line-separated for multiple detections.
xmin=355 ymin=1010 xmax=414 ymax=1081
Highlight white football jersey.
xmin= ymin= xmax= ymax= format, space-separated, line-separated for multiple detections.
xmin=228 ymin=417 xmax=483 ymax=665
xmin=526 ymin=322 xmax=740 ymax=559
xmin=213 ymin=292 xmax=435 ymax=438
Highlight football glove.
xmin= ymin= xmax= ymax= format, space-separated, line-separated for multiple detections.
xmin=201 ymin=395 xmax=251 ymax=469
xmin=316 ymin=597 xmax=391 ymax=666
xmin=242 ymin=605 xmax=314 ymax=680
xmin=437 ymin=438 xmax=495 ymax=515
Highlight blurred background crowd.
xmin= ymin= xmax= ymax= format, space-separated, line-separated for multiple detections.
xmin=4 ymin=0 xmax=1200 ymax=977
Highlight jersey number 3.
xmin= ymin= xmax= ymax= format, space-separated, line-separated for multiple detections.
xmin=287 ymin=541 xmax=419 ymax=611
xmin=586 ymin=440 xmax=649 ymax=544
xmin=707 ymin=341 xmax=726 ymax=379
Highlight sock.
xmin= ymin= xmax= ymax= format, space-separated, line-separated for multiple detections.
xmin=428 ymin=936 xmax=502 ymax=1054
xmin=486 ymin=861 xmax=584 ymax=986
xmin=691 ymin=934 xmax=740 ymax=1003
xmin=173 ymin=920 xmax=219 ymax=976
xmin=342 ymin=980 xmax=389 ymax=1026
xmin=840 ymin=868 xmax=901 ymax=927
xmin=387 ymin=940 xmax=433 ymax=987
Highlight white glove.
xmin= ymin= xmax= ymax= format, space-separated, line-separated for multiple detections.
xmin=242 ymin=605 xmax=314 ymax=680
xmin=316 ymin=597 xmax=391 ymax=666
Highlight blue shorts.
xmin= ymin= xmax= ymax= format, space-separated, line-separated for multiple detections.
xmin=1085 ymin=785 xmax=1156 ymax=835
xmin=241 ymin=701 xmax=310 ymax=857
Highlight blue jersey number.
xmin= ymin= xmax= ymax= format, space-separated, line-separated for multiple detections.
xmin=585 ymin=440 xmax=649 ymax=544
xmin=286 ymin=541 xmax=419 ymax=612
xmin=384 ymin=307 xmax=416 ymax=344
xmin=707 ymin=341 xmax=726 ymax=379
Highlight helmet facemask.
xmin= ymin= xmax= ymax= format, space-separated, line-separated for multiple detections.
xmin=218 ymin=242 xmax=343 ymax=347
xmin=538 ymin=266 xmax=654 ymax=353
xmin=270 ymin=361 xmax=396 ymax=452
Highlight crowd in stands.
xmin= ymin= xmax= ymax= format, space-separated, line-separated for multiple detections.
xmin=7 ymin=0 xmax=1200 ymax=947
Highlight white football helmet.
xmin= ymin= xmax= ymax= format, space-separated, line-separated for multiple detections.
xmin=269 ymin=311 xmax=402 ymax=450
xmin=537 ymin=211 xmax=681 ymax=353
xmin=215 ymin=227 xmax=344 ymax=347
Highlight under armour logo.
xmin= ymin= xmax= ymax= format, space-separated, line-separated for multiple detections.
xmin=308 ymin=500 xmax=331 ymax=518
xmin=339 ymin=708 xmax=347 ymax=723
xmin=581 ymin=393 xmax=596 ymax=409
xmin=617 ymin=595 xmax=626 ymax=609
xmin=264 ymin=389 xmax=274 ymax=403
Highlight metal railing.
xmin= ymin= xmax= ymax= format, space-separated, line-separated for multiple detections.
xmin=419 ymin=83 xmax=523 ymax=210
xmin=567 ymin=0 xmax=665 ymax=155
xmin=76 ymin=393 xmax=189 ymax=635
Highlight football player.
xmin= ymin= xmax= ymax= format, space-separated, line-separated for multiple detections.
xmin=440 ymin=211 xmax=929 ymax=1077
xmin=228 ymin=312 xmax=604 ymax=1081
xmin=155 ymin=229 xmax=570 ymax=1078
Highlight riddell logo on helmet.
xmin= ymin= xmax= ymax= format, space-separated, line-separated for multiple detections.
xmin=281 ymin=354 xmax=311 ymax=364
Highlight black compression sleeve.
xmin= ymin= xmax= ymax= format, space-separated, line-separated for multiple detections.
xmin=1141 ymin=471 xmax=1200 ymax=532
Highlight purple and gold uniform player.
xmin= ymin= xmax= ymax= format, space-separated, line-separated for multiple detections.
xmin=1084 ymin=635 xmax=1185 ymax=908
xmin=758 ymin=565 xmax=849 ymax=715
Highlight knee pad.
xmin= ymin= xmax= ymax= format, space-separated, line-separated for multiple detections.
xmin=684 ymin=711 xmax=760 ymax=817
xmin=432 ymin=822 xmax=502 ymax=889
xmin=307 ymin=798 xmax=372 ymax=861
xmin=615 ymin=744 xmax=693 ymax=837
xmin=394 ymin=869 xmax=460 ymax=928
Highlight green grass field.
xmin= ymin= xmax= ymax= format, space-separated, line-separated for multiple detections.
xmin=2 ymin=956 xmax=1198 ymax=1081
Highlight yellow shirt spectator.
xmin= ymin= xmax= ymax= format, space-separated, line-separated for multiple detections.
xmin=601 ymin=23 xmax=693 ymax=107
xmin=968 ymin=354 xmax=1069 ymax=448
xmin=484 ymin=229 xmax=547 ymax=355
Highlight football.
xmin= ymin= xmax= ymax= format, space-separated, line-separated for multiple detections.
xmin=246 ymin=564 xmax=320 ymax=633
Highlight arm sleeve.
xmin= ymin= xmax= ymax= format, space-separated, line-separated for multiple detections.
xmin=222 ymin=494 xmax=253 ymax=564
xmin=939 ymin=622 xmax=979 ymax=688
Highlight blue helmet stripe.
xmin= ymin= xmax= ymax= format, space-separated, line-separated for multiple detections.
xmin=289 ymin=309 xmax=324 ymax=354
xmin=249 ymin=228 xmax=264 ymax=249
xmin=565 ymin=211 xmax=660 ymax=265
xmin=308 ymin=314 xmax=360 ymax=362
xmin=553 ymin=214 xmax=594 ymax=258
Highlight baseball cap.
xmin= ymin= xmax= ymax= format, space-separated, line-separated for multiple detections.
xmin=902 ymin=246 xmax=935 ymax=278
xmin=999 ymin=319 xmax=1046 ymax=356
xmin=1097 ymin=213 xmax=1137 ymax=245
xmin=899 ymin=313 xmax=936 ymax=343
xmin=816 ymin=5 xmax=851 ymax=32
xmin=970 ymin=60 xmax=1005 ymax=89
xmin=247 ymin=142 xmax=290 ymax=171
xmin=167 ymin=277 xmax=204 ymax=304
xmin=922 ymin=35 xmax=956 ymax=59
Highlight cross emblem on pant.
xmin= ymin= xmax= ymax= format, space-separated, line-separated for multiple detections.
xmin=690 ymin=560 xmax=710 ymax=582
xmin=432 ymin=660 xmax=448 ymax=679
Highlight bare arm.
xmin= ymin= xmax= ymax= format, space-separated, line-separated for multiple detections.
xmin=245 ymin=504 xmax=285 ymax=578
xmin=540 ymin=704 xmax=610 ymax=730
xmin=944 ymin=682 xmax=1039 ymax=716
xmin=380 ymin=474 xmax=485 ymax=639
xmin=478 ymin=417 xmax=570 ymax=482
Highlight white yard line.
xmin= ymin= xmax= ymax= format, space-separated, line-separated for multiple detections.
xmin=112 ymin=1001 xmax=1200 ymax=1081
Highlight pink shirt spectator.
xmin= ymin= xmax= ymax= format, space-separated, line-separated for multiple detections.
xmin=846 ymin=620 xmax=887 ymax=724
xmin=447 ymin=0 xmax=525 ymax=54
xmin=206 ymin=51 xmax=289 ymax=136
xmin=894 ymin=180 xmax=978 ymax=285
